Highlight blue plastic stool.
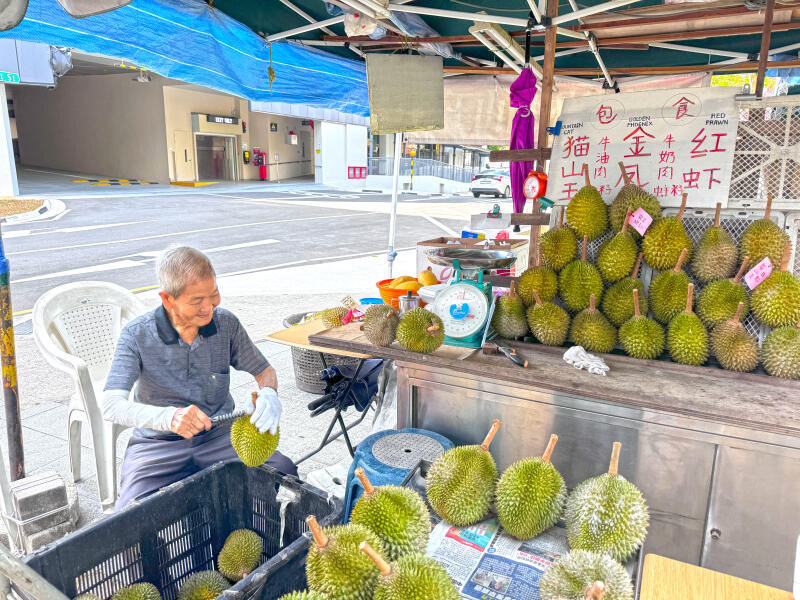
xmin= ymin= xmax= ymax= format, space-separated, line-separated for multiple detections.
xmin=342 ymin=428 xmax=454 ymax=521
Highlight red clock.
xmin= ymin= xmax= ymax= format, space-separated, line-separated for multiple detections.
xmin=523 ymin=171 xmax=548 ymax=200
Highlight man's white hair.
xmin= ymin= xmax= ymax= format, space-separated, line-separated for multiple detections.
xmin=157 ymin=245 xmax=216 ymax=297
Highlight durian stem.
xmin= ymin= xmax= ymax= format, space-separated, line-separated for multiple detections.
xmin=583 ymin=163 xmax=590 ymax=187
xmin=632 ymin=288 xmax=641 ymax=318
xmin=359 ymin=541 xmax=392 ymax=576
xmin=622 ymin=208 xmax=632 ymax=234
xmin=781 ymin=242 xmax=792 ymax=272
xmin=632 ymin=252 xmax=643 ymax=279
xmin=354 ymin=468 xmax=375 ymax=496
xmin=384 ymin=311 xmax=393 ymax=320
xmin=685 ymin=283 xmax=695 ymax=313
xmin=532 ymin=289 xmax=543 ymax=306
xmin=585 ymin=581 xmax=607 ymax=600
xmin=673 ymin=248 xmax=689 ymax=273
xmin=509 ymin=281 xmax=517 ymax=300
xmin=426 ymin=324 xmax=440 ymax=335
xmin=734 ymin=301 xmax=745 ymax=323
xmin=589 ymin=294 xmax=597 ymax=312
xmin=608 ymin=442 xmax=622 ymax=478
xmin=480 ymin=419 xmax=502 ymax=452
xmin=677 ymin=193 xmax=688 ymax=220
xmin=542 ymin=434 xmax=558 ymax=463
xmin=764 ymin=193 xmax=773 ymax=221
xmin=734 ymin=257 xmax=750 ymax=283
xmin=306 ymin=516 xmax=329 ymax=549
xmin=618 ymin=161 xmax=630 ymax=185
xmin=581 ymin=235 xmax=588 ymax=262
xmin=714 ymin=202 xmax=722 ymax=228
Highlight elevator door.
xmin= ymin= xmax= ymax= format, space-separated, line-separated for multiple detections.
xmin=196 ymin=134 xmax=236 ymax=180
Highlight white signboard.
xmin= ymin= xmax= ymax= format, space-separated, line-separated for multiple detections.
xmin=549 ymin=88 xmax=740 ymax=208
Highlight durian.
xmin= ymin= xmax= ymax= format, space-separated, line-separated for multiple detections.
xmin=75 ymin=594 xmax=101 ymax=600
xmin=608 ymin=162 xmax=662 ymax=239
xmin=317 ymin=307 xmax=349 ymax=328
xmin=491 ymin=281 xmax=529 ymax=339
xmin=762 ymin=322 xmax=800 ymax=379
xmin=517 ymin=248 xmax=558 ymax=304
xmin=697 ymin=257 xmax=751 ymax=329
xmin=349 ymin=468 xmax=430 ymax=561
xmin=362 ymin=305 xmax=400 ymax=347
xmin=277 ymin=593 xmax=324 ymax=600
xmin=496 ymin=434 xmax=567 ymax=540
xmin=642 ymin=192 xmax=693 ymax=270
xmin=112 ymin=585 xmax=161 ymax=600
xmin=396 ymin=308 xmax=445 ymax=353
xmin=619 ymin=288 xmax=664 ymax=360
xmin=602 ymin=253 xmax=647 ymax=327
xmin=426 ymin=420 xmax=501 ymax=527
xmin=569 ymin=294 xmax=617 ymax=354
xmin=539 ymin=550 xmax=633 ymax=600
xmin=217 ymin=529 xmax=262 ymax=582
xmin=540 ymin=209 xmax=578 ymax=271
xmin=560 ymin=236 xmax=604 ymax=312
xmin=752 ymin=243 xmax=800 ymax=328
xmin=740 ymin=193 xmax=790 ymax=267
xmin=711 ymin=302 xmax=759 ymax=372
xmin=648 ymin=247 xmax=691 ymax=325
xmin=231 ymin=392 xmax=279 ymax=467
xmin=566 ymin=442 xmax=649 ymax=563
xmin=177 ymin=572 xmax=229 ymax=600
xmin=597 ymin=208 xmax=638 ymax=283
xmin=691 ymin=203 xmax=738 ymax=283
xmin=667 ymin=283 xmax=708 ymax=366
xmin=566 ymin=165 xmax=609 ymax=241
xmin=360 ymin=543 xmax=459 ymax=600
xmin=527 ymin=289 xmax=570 ymax=346
xmin=305 ymin=516 xmax=384 ymax=600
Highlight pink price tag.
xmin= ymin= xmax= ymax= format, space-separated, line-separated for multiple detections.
xmin=629 ymin=208 xmax=653 ymax=236
xmin=744 ymin=257 xmax=773 ymax=290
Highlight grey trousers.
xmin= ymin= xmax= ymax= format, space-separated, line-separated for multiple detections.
xmin=115 ymin=422 xmax=297 ymax=511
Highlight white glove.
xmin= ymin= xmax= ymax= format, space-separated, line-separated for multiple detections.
xmin=247 ymin=387 xmax=282 ymax=435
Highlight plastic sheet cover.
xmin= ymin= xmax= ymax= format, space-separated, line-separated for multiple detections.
xmin=0 ymin=0 xmax=368 ymax=116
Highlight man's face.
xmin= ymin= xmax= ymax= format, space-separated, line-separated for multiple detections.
xmin=160 ymin=277 xmax=220 ymax=328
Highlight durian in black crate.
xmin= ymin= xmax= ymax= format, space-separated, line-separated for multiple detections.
xmin=608 ymin=161 xmax=661 ymax=239
xmin=762 ymin=321 xmax=800 ymax=379
xmin=619 ymin=288 xmax=664 ymax=361
xmin=696 ymin=257 xmax=750 ymax=329
xmin=710 ymin=301 xmax=759 ymax=373
xmin=425 ymin=419 xmax=501 ymax=527
xmin=566 ymin=164 xmax=609 ymax=241
xmin=177 ymin=572 xmax=229 ymax=600
xmin=491 ymin=281 xmax=529 ymax=339
xmin=751 ymin=242 xmax=800 ymax=328
xmin=112 ymin=584 xmax=161 ymax=600
xmin=739 ymin=193 xmax=790 ymax=267
xmin=540 ymin=209 xmax=578 ymax=271
xmin=527 ymin=288 xmax=571 ymax=346
xmin=648 ymin=247 xmax=691 ymax=325
xmin=691 ymin=202 xmax=738 ymax=284
xmin=569 ymin=294 xmax=617 ymax=354
xmin=565 ymin=442 xmax=649 ymax=563
xmin=277 ymin=592 xmax=323 ymax=600
xmin=217 ymin=529 xmax=262 ymax=582
xmin=597 ymin=208 xmax=638 ymax=283
xmin=495 ymin=434 xmax=567 ymax=540
xmin=642 ymin=192 xmax=693 ymax=271
xmin=560 ymin=235 xmax=604 ymax=312
xmin=667 ymin=283 xmax=708 ymax=366
xmin=602 ymin=253 xmax=647 ymax=327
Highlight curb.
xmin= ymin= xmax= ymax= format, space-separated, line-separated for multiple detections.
xmin=2 ymin=199 xmax=66 ymax=224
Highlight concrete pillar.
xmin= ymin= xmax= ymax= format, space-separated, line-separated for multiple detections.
xmin=0 ymin=85 xmax=18 ymax=197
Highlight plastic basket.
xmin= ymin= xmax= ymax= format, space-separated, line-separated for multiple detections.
xmin=284 ymin=313 xmax=362 ymax=394
xmin=20 ymin=461 xmax=341 ymax=600
xmin=376 ymin=279 xmax=427 ymax=310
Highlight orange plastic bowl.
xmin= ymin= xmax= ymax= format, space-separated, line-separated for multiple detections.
xmin=377 ymin=279 xmax=426 ymax=310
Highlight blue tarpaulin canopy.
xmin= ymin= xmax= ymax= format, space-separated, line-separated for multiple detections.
xmin=0 ymin=0 xmax=369 ymax=116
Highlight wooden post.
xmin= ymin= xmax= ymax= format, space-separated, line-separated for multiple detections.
xmin=755 ymin=0 xmax=776 ymax=98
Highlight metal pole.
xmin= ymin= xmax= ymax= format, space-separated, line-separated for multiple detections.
xmin=387 ymin=133 xmax=403 ymax=278
xmin=0 ymin=223 xmax=23 ymax=482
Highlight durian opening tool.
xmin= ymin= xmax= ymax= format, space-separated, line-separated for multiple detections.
xmin=210 ymin=391 xmax=256 ymax=425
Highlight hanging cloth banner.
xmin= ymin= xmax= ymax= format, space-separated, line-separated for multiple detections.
xmin=548 ymin=87 xmax=740 ymax=208
xmin=509 ymin=68 xmax=537 ymax=214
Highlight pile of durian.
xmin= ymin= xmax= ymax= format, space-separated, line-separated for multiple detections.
xmin=492 ymin=162 xmax=800 ymax=379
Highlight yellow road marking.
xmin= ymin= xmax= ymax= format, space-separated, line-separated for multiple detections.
xmin=12 ymin=308 xmax=32 ymax=317
xmin=72 ymin=179 xmax=89 ymax=183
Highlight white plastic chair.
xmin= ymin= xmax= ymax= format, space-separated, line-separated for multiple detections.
xmin=33 ymin=282 xmax=147 ymax=512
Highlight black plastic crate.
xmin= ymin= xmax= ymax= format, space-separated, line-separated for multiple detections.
xmin=20 ymin=461 xmax=341 ymax=600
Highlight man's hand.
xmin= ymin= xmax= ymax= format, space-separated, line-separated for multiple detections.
xmin=170 ymin=405 xmax=212 ymax=438
xmin=246 ymin=387 xmax=282 ymax=435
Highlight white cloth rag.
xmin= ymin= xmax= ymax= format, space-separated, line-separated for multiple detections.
xmin=563 ymin=346 xmax=610 ymax=376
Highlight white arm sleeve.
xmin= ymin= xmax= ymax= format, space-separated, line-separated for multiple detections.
xmin=102 ymin=389 xmax=177 ymax=432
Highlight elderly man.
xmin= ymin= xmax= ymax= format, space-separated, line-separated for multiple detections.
xmin=103 ymin=246 xmax=296 ymax=511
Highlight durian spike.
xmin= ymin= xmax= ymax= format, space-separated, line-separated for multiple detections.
xmin=608 ymin=442 xmax=622 ymax=478
xmin=306 ymin=516 xmax=329 ymax=549
xmin=673 ymin=248 xmax=689 ymax=273
xmin=734 ymin=301 xmax=745 ymax=324
xmin=589 ymin=294 xmax=597 ymax=312
xmin=733 ymin=257 xmax=750 ymax=283
xmin=632 ymin=288 xmax=641 ymax=318
xmin=541 ymin=434 xmax=558 ymax=463
xmin=622 ymin=208 xmax=632 ymax=234
xmin=359 ymin=541 xmax=392 ymax=576
xmin=581 ymin=235 xmax=588 ymax=262
xmin=781 ymin=242 xmax=792 ymax=272
xmin=618 ymin=161 xmax=631 ymax=185
xmin=764 ymin=193 xmax=773 ymax=221
xmin=480 ymin=419 xmax=502 ymax=452
xmin=713 ymin=202 xmax=722 ymax=228
xmin=685 ymin=283 xmax=695 ymax=313
xmin=677 ymin=193 xmax=688 ymax=221
xmin=583 ymin=163 xmax=590 ymax=187
xmin=509 ymin=281 xmax=517 ymax=300
xmin=354 ymin=468 xmax=375 ymax=496
xmin=532 ymin=289 xmax=543 ymax=306
xmin=585 ymin=581 xmax=607 ymax=600
xmin=631 ymin=252 xmax=643 ymax=279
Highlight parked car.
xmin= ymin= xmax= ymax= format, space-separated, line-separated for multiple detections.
xmin=470 ymin=169 xmax=511 ymax=198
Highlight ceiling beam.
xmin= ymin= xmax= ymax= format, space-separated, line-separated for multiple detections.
xmin=266 ymin=15 xmax=345 ymax=42
xmin=551 ymin=0 xmax=647 ymax=25
xmin=755 ymin=0 xmax=776 ymax=97
xmin=386 ymin=3 xmax=534 ymax=28
xmin=649 ymin=41 xmax=750 ymax=59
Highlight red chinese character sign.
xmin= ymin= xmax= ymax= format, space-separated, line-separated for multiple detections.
xmin=549 ymin=88 xmax=739 ymax=209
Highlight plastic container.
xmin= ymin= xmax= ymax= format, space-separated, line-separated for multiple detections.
xmin=21 ymin=461 xmax=341 ymax=600
xmin=376 ymin=279 xmax=426 ymax=310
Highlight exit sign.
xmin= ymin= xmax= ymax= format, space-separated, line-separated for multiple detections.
xmin=0 ymin=72 xmax=20 ymax=83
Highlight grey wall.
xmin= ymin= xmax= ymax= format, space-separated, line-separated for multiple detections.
xmin=13 ymin=73 xmax=170 ymax=182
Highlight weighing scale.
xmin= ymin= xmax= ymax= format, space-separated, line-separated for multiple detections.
xmin=425 ymin=247 xmax=517 ymax=349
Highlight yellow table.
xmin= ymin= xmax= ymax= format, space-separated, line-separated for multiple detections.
xmin=265 ymin=318 xmax=371 ymax=359
xmin=639 ymin=554 xmax=794 ymax=600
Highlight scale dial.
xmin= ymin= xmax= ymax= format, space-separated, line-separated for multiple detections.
xmin=432 ymin=283 xmax=489 ymax=339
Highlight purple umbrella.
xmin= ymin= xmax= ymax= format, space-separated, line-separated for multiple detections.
xmin=509 ymin=68 xmax=537 ymax=214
